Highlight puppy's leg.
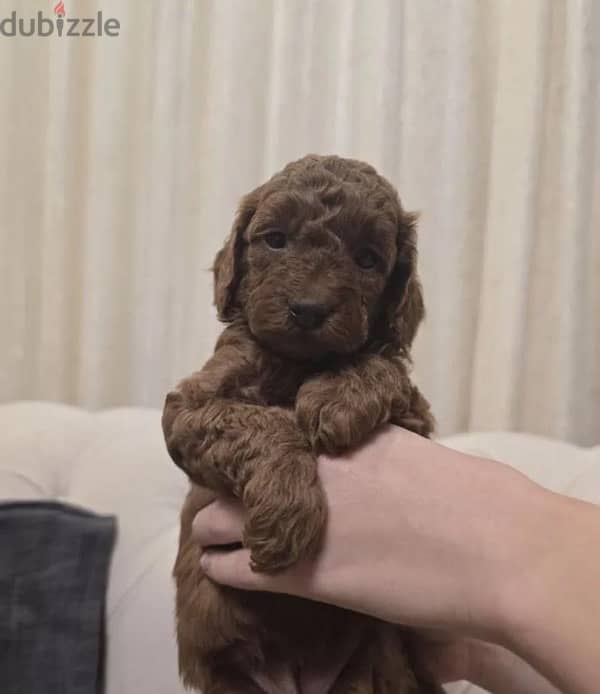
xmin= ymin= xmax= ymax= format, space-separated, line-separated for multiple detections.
xmin=163 ymin=350 xmax=326 ymax=571
xmin=168 ymin=398 xmax=325 ymax=571
xmin=176 ymin=487 xmax=313 ymax=693
xmin=175 ymin=489 xmax=251 ymax=649
xmin=201 ymin=664 xmax=268 ymax=694
xmin=390 ymin=384 xmax=434 ymax=438
xmin=174 ymin=487 xmax=257 ymax=693
xmin=330 ymin=624 xmax=423 ymax=694
xmin=296 ymin=354 xmax=433 ymax=454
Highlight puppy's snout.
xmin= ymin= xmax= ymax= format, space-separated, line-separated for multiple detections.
xmin=289 ymin=300 xmax=331 ymax=330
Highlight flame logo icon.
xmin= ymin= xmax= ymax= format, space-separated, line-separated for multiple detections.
xmin=54 ymin=1 xmax=66 ymax=16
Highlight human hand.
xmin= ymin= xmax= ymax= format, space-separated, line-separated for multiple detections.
xmin=194 ymin=426 xmax=547 ymax=637
xmin=194 ymin=425 xmax=600 ymax=693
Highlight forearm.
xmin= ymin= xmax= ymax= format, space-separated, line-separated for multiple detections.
xmin=492 ymin=491 xmax=600 ymax=694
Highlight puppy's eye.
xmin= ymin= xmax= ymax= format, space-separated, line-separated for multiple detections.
xmin=355 ymin=248 xmax=379 ymax=270
xmin=264 ymin=230 xmax=287 ymax=249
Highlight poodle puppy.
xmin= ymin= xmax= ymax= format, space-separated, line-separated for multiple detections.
xmin=162 ymin=155 xmax=441 ymax=693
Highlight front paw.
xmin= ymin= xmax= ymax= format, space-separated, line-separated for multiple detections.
xmin=298 ymin=399 xmax=354 ymax=454
xmin=297 ymin=384 xmax=389 ymax=455
xmin=242 ymin=450 xmax=327 ymax=572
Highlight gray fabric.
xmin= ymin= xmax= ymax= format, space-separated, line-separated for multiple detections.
xmin=0 ymin=501 xmax=116 ymax=694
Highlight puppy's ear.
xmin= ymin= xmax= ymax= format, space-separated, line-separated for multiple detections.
xmin=376 ymin=212 xmax=425 ymax=354
xmin=213 ymin=189 xmax=260 ymax=321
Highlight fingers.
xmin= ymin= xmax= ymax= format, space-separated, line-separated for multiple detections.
xmin=192 ymin=498 xmax=269 ymax=589
xmin=199 ymin=547 xmax=273 ymax=590
xmin=200 ymin=544 xmax=312 ymax=595
xmin=192 ymin=497 xmax=245 ymax=548
xmin=192 ymin=497 xmax=313 ymax=597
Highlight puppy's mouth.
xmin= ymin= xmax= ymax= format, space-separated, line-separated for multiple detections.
xmin=250 ymin=319 xmax=364 ymax=361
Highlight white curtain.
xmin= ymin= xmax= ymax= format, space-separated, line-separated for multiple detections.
xmin=1 ymin=0 xmax=599 ymax=444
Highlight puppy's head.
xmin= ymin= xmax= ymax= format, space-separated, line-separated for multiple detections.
xmin=214 ymin=155 xmax=423 ymax=360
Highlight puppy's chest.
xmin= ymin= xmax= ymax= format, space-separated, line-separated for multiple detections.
xmin=235 ymin=362 xmax=310 ymax=408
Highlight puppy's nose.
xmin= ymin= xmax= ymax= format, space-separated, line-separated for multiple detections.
xmin=289 ymin=300 xmax=330 ymax=330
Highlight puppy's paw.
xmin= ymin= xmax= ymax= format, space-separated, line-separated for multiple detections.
xmin=297 ymin=382 xmax=389 ymax=455
xmin=242 ymin=451 xmax=326 ymax=572
xmin=391 ymin=386 xmax=435 ymax=438
xmin=303 ymin=400 xmax=358 ymax=455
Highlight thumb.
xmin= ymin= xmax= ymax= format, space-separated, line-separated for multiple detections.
xmin=200 ymin=547 xmax=297 ymax=594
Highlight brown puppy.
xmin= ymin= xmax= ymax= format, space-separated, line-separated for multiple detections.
xmin=163 ymin=155 xmax=440 ymax=693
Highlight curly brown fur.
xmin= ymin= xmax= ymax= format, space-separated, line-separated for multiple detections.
xmin=164 ymin=155 xmax=441 ymax=693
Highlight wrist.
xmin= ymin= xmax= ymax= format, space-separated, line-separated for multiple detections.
xmin=484 ymin=480 xmax=564 ymax=645
xmin=491 ymin=488 xmax=600 ymax=693
xmin=444 ymin=458 xmax=554 ymax=644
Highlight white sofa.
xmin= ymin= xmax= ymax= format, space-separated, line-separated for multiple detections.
xmin=1 ymin=401 xmax=599 ymax=694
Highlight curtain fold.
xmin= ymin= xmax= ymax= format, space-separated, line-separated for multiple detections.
xmin=1 ymin=0 xmax=599 ymax=443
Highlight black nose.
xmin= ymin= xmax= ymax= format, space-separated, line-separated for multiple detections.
xmin=289 ymin=300 xmax=330 ymax=330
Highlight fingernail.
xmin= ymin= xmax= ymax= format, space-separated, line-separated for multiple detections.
xmin=199 ymin=552 xmax=209 ymax=571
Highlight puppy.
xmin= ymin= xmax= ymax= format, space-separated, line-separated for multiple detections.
xmin=163 ymin=155 xmax=441 ymax=693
